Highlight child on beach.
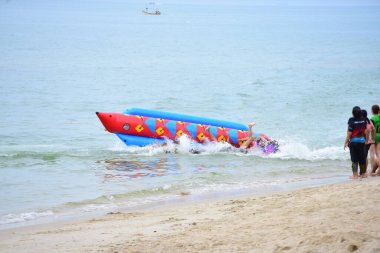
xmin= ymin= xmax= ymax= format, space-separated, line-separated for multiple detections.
xmin=370 ymin=104 xmax=380 ymax=175
xmin=344 ymin=106 xmax=368 ymax=179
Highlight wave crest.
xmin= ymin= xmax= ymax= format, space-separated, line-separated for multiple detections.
xmin=270 ymin=138 xmax=347 ymax=161
xmin=0 ymin=210 xmax=54 ymax=225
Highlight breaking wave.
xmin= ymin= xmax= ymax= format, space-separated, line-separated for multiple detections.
xmin=109 ymin=135 xmax=348 ymax=161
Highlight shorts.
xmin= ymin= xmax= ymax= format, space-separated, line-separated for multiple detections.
xmin=349 ymin=142 xmax=366 ymax=164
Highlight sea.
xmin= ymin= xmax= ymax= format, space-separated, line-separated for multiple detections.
xmin=0 ymin=0 xmax=379 ymax=229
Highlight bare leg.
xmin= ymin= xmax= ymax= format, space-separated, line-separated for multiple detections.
xmin=365 ymin=145 xmax=369 ymax=174
xmin=372 ymin=161 xmax=379 ymax=176
xmin=376 ymin=143 xmax=380 ymax=175
xmin=369 ymin=144 xmax=377 ymax=176
xmin=239 ymin=122 xmax=256 ymax=149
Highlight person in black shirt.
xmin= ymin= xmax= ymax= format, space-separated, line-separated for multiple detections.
xmin=344 ymin=106 xmax=368 ymax=179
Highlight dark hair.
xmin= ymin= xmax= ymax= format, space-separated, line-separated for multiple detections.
xmin=362 ymin=109 xmax=370 ymax=123
xmin=372 ymin=104 xmax=380 ymax=114
xmin=352 ymin=106 xmax=362 ymax=118
xmin=361 ymin=109 xmax=367 ymax=118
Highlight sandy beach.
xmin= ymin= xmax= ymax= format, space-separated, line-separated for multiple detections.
xmin=1 ymin=179 xmax=380 ymax=253
xmin=2 ymin=0 xmax=380 ymax=252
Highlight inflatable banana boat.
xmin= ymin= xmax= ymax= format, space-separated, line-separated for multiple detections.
xmin=96 ymin=108 xmax=279 ymax=154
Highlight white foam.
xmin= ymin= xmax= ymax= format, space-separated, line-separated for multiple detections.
xmin=270 ymin=138 xmax=348 ymax=161
xmin=0 ymin=210 xmax=54 ymax=225
xmin=161 ymin=184 xmax=172 ymax=190
xmin=108 ymin=135 xmax=348 ymax=161
xmin=80 ymin=203 xmax=118 ymax=212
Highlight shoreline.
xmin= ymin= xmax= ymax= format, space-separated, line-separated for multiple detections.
xmin=1 ymin=178 xmax=380 ymax=252
xmin=0 ymin=174 xmax=347 ymax=231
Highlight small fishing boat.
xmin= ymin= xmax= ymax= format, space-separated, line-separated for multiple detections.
xmin=142 ymin=9 xmax=161 ymax=15
xmin=142 ymin=2 xmax=161 ymax=15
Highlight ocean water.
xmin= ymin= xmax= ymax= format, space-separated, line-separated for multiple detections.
xmin=0 ymin=0 xmax=379 ymax=228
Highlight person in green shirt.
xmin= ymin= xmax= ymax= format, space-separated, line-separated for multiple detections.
xmin=370 ymin=104 xmax=380 ymax=175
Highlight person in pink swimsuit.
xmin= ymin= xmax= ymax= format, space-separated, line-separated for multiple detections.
xmin=362 ymin=110 xmax=377 ymax=175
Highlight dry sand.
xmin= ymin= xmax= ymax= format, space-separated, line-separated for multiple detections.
xmin=1 ymin=179 xmax=380 ymax=253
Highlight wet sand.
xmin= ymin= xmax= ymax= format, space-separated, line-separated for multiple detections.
xmin=1 ymin=179 xmax=380 ymax=253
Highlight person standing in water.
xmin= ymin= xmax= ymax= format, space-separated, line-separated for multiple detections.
xmin=370 ymin=104 xmax=380 ymax=175
xmin=362 ymin=109 xmax=377 ymax=175
xmin=344 ymin=106 xmax=368 ymax=179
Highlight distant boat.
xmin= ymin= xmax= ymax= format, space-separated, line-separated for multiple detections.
xmin=142 ymin=9 xmax=161 ymax=15
xmin=143 ymin=2 xmax=161 ymax=15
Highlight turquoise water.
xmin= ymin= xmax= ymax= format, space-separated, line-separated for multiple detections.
xmin=0 ymin=0 xmax=379 ymax=227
